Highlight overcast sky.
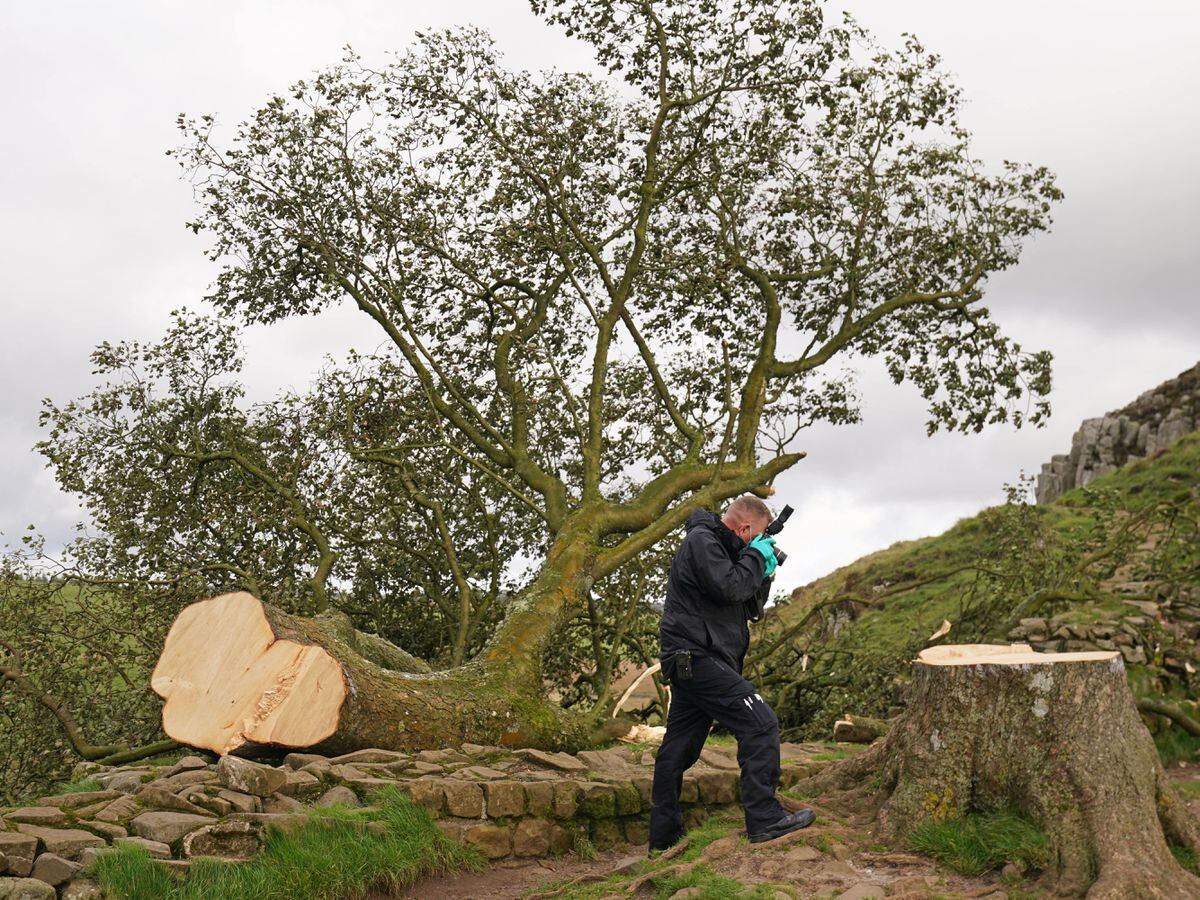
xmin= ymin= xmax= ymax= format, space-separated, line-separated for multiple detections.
xmin=1 ymin=1 xmax=1197 ymax=594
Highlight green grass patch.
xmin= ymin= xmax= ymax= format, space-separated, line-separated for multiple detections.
xmin=650 ymin=863 xmax=746 ymax=898
xmin=1171 ymin=842 xmax=1199 ymax=875
xmin=1155 ymin=729 xmax=1200 ymax=767
xmin=909 ymin=810 xmax=1051 ymax=877
xmin=57 ymin=778 xmax=105 ymax=794
xmin=91 ymin=786 xmax=481 ymax=900
xmin=1172 ymin=780 xmax=1200 ymax=800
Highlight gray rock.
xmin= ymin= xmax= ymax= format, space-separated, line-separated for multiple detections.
xmin=60 ymin=882 xmax=103 ymax=900
xmin=181 ymin=821 xmax=262 ymax=860
xmin=113 ymin=836 xmax=172 ymax=859
xmin=102 ymin=771 xmax=147 ymax=794
xmin=4 ymin=810 xmax=65 ymax=828
xmin=11 ymin=827 xmax=105 ymax=861
xmin=217 ymin=756 xmax=288 ymax=797
xmin=160 ymin=756 xmax=209 ymax=779
xmin=130 ymin=812 xmax=214 ymax=846
xmin=0 ymin=835 xmax=38 ymax=877
xmin=314 ymin=786 xmax=360 ymax=808
xmin=29 ymin=853 xmax=80 ymax=887
xmin=216 ymin=789 xmax=261 ymax=814
xmin=0 ymin=877 xmax=56 ymax=899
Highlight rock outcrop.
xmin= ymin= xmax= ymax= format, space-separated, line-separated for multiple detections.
xmin=1036 ymin=361 xmax=1199 ymax=504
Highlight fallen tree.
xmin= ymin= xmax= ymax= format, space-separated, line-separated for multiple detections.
xmin=800 ymin=643 xmax=1200 ymax=898
xmin=42 ymin=0 xmax=1060 ymax=748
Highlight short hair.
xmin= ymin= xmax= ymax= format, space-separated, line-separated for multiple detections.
xmin=725 ymin=495 xmax=773 ymax=528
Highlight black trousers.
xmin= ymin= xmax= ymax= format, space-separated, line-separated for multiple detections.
xmin=648 ymin=654 xmax=786 ymax=849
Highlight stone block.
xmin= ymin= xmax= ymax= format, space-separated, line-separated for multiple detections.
xmin=512 ymin=818 xmax=551 ymax=857
xmin=5 ymin=811 xmax=64 ymax=828
xmin=622 ymin=816 xmax=650 ymax=846
xmin=262 ymin=794 xmax=305 ymax=814
xmin=523 ymin=781 xmax=554 ymax=817
xmin=698 ymin=747 xmax=739 ymax=770
xmin=314 ymin=786 xmax=359 ymax=809
xmin=697 ymin=771 xmax=737 ymax=805
xmin=216 ymin=790 xmax=260 ymax=814
xmin=435 ymin=818 xmax=469 ymax=843
xmin=30 ymin=853 xmax=80 ymax=887
xmin=459 ymin=765 xmax=506 ymax=781
xmin=464 ymin=823 xmax=511 ymax=859
xmin=76 ymin=821 xmax=126 ymax=841
xmin=0 ymin=877 xmax=55 ymax=899
xmin=181 ymin=821 xmax=263 ymax=860
xmin=549 ymin=823 xmax=572 ymax=855
xmin=579 ymin=782 xmax=616 ymax=818
xmin=443 ymin=780 xmax=485 ymax=819
xmin=101 ymin=771 xmax=147 ymax=795
xmin=94 ymin=801 xmax=140 ymax=830
xmin=631 ymin=775 xmax=653 ymax=807
xmin=217 ymin=756 xmax=288 ymax=797
xmin=680 ymin=774 xmax=699 ymax=804
xmin=0 ymin=835 xmax=38 ymax=876
xmin=282 ymin=753 xmax=328 ymax=770
xmin=160 ymin=756 xmax=209 ymax=779
xmin=416 ymin=749 xmax=470 ymax=766
xmin=280 ymin=770 xmax=322 ymax=799
xmin=136 ymin=786 xmax=213 ymax=817
xmin=611 ymin=781 xmax=642 ymax=815
xmin=34 ymin=792 xmax=120 ymax=811
xmin=113 ymin=837 xmax=172 ymax=859
xmin=403 ymin=780 xmax=444 ymax=815
xmin=552 ymin=781 xmax=579 ymax=818
xmin=129 ymin=812 xmax=213 ymax=847
xmin=12 ymin=827 xmax=104 ymax=861
xmin=576 ymin=748 xmax=635 ymax=773
xmin=61 ymin=880 xmax=104 ymax=900
xmin=589 ymin=818 xmax=622 ymax=850
xmin=407 ymin=761 xmax=445 ymax=776
xmin=484 ymin=781 xmax=525 ymax=818
xmin=160 ymin=770 xmax=218 ymax=791
xmin=330 ymin=749 xmax=407 ymax=766
xmin=513 ymin=749 xmax=588 ymax=773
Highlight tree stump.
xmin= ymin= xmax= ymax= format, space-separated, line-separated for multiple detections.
xmin=151 ymin=592 xmax=596 ymax=756
xmin=802 ymin=643 xmax=1200 ymax=898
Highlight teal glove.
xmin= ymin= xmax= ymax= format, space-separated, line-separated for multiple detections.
xmin=748 ymin=534 xmax=778 ymax=579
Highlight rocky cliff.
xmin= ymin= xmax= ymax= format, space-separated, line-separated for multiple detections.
xmin=1036 ymin=361 xmax=1200 ymax=504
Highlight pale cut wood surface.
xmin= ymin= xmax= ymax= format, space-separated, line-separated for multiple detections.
xmin=151 ymin=592 xmax=347 ymax=754
xmin=917 ymin=642 xmax=1119 ymax=667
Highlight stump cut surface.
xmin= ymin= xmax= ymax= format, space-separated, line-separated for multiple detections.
xmin=151 ymin=592 xmax=347 ymax=754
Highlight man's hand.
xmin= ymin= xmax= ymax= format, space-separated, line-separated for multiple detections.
xmin=748 ymin=534 xmax=778 ymax=578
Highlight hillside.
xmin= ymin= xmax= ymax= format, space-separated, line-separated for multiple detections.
xmin=753 ymin=428 xmax=1200 ymax=756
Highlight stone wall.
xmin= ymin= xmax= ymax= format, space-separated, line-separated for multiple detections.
xmin=1036 ymin=361 xmax=1199 ymax=504
xmin=0 ymin=741 xmax=825 ymax=897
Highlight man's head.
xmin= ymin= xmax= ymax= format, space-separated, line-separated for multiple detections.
xmin=721 ymin=495 xmax=773 ymax=544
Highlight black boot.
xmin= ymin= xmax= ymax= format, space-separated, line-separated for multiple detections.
xmin=747 ymin=808 xmax=816 ymax=844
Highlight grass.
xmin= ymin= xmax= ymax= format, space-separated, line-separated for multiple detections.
xmin=90 ymin=786 xmax=481 ymax=900
xmin=1155 ymin=729 xmax=1200 ymax=767
xmin=909 ymin=810 xmax=1052 ymax=877
xmin=56 ymin=778 xmax=105 ymax=794
xmin=1171 ymin=842 xmax=1200 ymax=875
xmin=531 ymin=815 xmax=744 ymax=900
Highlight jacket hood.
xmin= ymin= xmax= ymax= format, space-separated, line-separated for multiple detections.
xmin=685 ymin=508 xmax=745 ymax=554
xmin=684 ymin=508 xmax=719 ymax=531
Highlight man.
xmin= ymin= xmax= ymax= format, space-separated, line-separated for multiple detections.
xmin=649 ymin=494 xmax=815 ymax=850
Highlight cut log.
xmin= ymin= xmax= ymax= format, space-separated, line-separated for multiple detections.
xmin=151 ymin=592 xmax=594 ymax=756
xmin=800 ymin=643 xmax=1200 ymax=898
xmin=832 ymin=714 xmax=889 ymax=744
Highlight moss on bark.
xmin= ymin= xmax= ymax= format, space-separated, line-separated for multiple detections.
xmin=801 ymin=648 xmax=1200 ymax=898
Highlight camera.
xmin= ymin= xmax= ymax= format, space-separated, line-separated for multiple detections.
xmin=763 ymin=504 xmax=793 ymax=566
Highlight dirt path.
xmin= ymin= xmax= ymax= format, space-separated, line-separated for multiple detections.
xmin=385 ymin=807 xmax=1030 ymax=900
xmin=393 ymin=848 xmax=633 ymax=899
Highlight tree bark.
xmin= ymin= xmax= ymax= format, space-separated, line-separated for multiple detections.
xmin=800 ymin=643 xmax=1200 ymax=898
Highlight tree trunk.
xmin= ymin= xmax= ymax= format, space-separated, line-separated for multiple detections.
xmin=152 ymin=536 xmax=609 ymax=756
xmin=801 ymin=643 xmax=1200 ymax=898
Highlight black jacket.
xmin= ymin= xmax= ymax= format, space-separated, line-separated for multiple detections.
xmin=659 ymin=509 xmax=772 ymax=672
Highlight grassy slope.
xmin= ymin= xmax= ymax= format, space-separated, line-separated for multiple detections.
xmin=757 ymin=431 xmax=1200 ymax=742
